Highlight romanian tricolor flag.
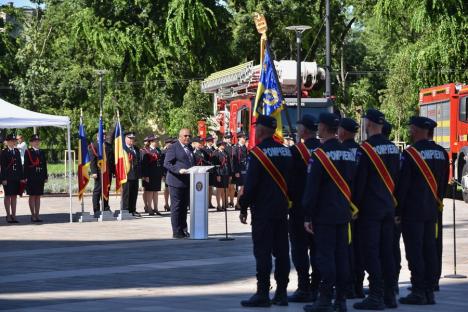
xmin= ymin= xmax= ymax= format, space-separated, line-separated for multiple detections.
xmin=114 ymin=115 xmax=129 ymax=193
xmin=97 ymin=115 xmax=110 ymax=200
xmin=253 ymin=44 xmax=285 ymax=142
xmin=78 ymin=111 xmax=90 ymax=200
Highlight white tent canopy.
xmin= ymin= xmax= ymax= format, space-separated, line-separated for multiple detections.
xmin=0 ymin=98 xmax=70 ymax=128
xmin=0 ymin=98 xmax=73 ymax=222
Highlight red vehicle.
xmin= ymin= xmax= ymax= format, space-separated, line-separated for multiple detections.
xmin=418 ymin=83 xmax=468 ymax=201
xmin=201 ymin=60 xmax=333 ymax=145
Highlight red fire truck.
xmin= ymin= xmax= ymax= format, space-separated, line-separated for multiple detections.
xmin=200 ymin=60 xmax=333 ymax=145
xmin=418 ymin=83 xmax=468 ymax=201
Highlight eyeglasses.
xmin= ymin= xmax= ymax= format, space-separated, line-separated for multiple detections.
xmin=183 ymin=135 xmax=192 ymax=138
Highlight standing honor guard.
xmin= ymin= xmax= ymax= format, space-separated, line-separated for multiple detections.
xmin=337 ymin=117 xmax=365 ymax=299
xmin=141 ymin=135 xmax=163 ymax=216
xmin=212 ymin=140 xmax=231 ymax=211
xmin=224 ymin=132 xmax=236 ymax=208
xmin=238 ymin=115 xmax=293 ymax=308
xmin=302 ymin=113 xmax=356 ymax=312
xmin=353 ymin=109 xmax=400 ymax=310
xmin=288 ymin=114 xmax=321 ymax=303
xmin=89 ymin=131 xmax=110 ymax=214
xmin=24 ymin=134 xmax=48 ymax=222
xmin=232 ymin=132 xmax=248 ymax=210
xmin=203 ymin=135 xmax=216 ymax=208
xmin=122 ymin=131 xmax=142 ymax=216
xmin=192 ymin=137 xmax=211 ymax=166
xmin=396 ymin=116 xmax=449 ymax=305
xmin=1 ymin=134 xmax=25 ymax=223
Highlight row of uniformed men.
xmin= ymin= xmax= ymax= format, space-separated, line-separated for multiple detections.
xmin=89 ymin=131 xmax=249 ymax=215
xmin=1 ymin=134 xmax=48 ymax=223
xmin=237 ymin=109 xmax=449 ymax=312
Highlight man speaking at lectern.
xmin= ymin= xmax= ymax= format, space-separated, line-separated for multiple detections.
xmin=163 ymin=128 xmax=195 ymax=239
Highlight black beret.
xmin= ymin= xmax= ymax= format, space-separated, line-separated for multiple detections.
xmin=237 ymin=131 xmax=246 ymax=138
xmin=297 ymin=114 xmax=318 ymax=131
xmin=164 ymin=138 xmax=173 ymax=144
xmin=382 ymin=121 xmax=393 ymax=137
xmin=363 ymin=109 xmax=385 ymax=125
xmin=6 ymin=134 xmax=17 ymax=141
xmin=224 ymin=132 xmax=232 ymax=139
xmin=206 ymin=135 xmax=214 ymax=142
xmin=409 ymin=116 xmax=437 ymax=130
xmin=339 ymin=118 xmax=359 ymax=133
xmin=30 ymin=134 xmax=40 ymax=141
xmin=318 ymin=113 xmax=340 ymax=128
xmin=253 ymin=114 xmax=277 ymax=130
xmin=216 ymin=140 xmax=226 ymax=147
xmin=191 ymin=137 xmax=202 ymax=143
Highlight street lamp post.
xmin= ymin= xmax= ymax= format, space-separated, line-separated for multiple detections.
xmin=286 ymin=25 xmax=311 ymax=123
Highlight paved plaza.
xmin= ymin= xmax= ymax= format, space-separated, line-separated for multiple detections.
xmin=0 ymin=194 xmax=467 ymax=311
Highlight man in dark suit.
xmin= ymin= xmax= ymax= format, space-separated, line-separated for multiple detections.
xmin=122 ymin=131 xmax=141 ymax=216
xmin=163 ymin=128 xmax=195 ymax=238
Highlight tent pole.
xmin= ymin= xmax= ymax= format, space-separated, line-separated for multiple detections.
xmin=67 ymin=124 xmax=73 ymax=223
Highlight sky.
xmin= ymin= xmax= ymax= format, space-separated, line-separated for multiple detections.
xmin=0 ymin=0 xmax=38 ymax=8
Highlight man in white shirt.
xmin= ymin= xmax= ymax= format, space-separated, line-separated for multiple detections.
xmin=16 ymin=135 xmax=27 ymax=164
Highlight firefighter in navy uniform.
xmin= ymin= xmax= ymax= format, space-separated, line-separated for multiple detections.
xmin=122 ymin=131 xmax=142 ymax=216
xmin=24 ymin=134 xmax=48 ymax=222
xmin=1 ymin=134 xmax=25 ymax=223
xmin=287 ymin=114 xmax=321 ymax=303
xmin=353 ymin=109 xmax=400 ymax=310
xmin=337 ymin=117 xmax=364 ymax=300
xmin=232 ymin=131 xmax=248 ymax=210
xmin=89 ymin=131 xmax=111 ymax=215
xmin=192 ymin=137 xmax=211 ymax=166
xmin=203 ymin=135 xmax=216 ymax=208
xmin=428 ymin=127 xmax=449 ymax=292
xmin=302 ymin=113 xmax=355 ymax=312
xmin=396 ymin=116 xmax=449 ymax=305
xmin=238 ymin=114 xmax=293 ymax=308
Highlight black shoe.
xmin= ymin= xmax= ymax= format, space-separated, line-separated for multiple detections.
xmin=434 ymin=284 xmax=440 ymax=292
xmin=333 ymin=300 xmax=347 ymax=312
xmin=155 ymin=211 xmax=163 ymax=216
xmin=399 ymin=291 xmax=427 ymax=305
xmin=346 ymin=287 xmax=357 ymax=299
xmin=241 ymin=293 xmax=271 ymax=307
xmin=209 ymin=204 xmax=215 ymax=209
xmin=132 ymin=212 xmax=141 ymax=217
xmin=183 ymin=230 xmax=190 ymax=238
xmin=425 ymin=291 xmax=436 ymax=305
xmin=353 ymin=296 xmax=385 ymax=310
xmin=303 ymin=302 xmax=334 ymax=312
xmin=228 ymin=202 xmax=234 ymax=208
xmin=384 ymin=292 xmax=397 ymax=309
xmin=172 ymin=233 xmax=186 ymax=239
xmin=164 ymin=204 xmax=170 ymax=211
xmin=288 ymin=289 xmax=315 ymax=303
xmin=271 ymin=289 xmax=288 ymax=306
xmin=216 ymin=206 xmax=224 ymax=211
xmin=354 ymin=286 xmax=365 ymax=299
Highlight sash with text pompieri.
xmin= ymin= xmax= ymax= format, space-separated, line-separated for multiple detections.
xmin=250 ymin=146 xmax=292 ymax=208
xmin=295 ymin=142 xmax=311 ymax=166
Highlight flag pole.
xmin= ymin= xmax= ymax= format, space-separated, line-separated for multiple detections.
xmin=80 ymin=108 xmax=85 ymax=214
xmin=100 ymin=111 xmax=105 ymax=216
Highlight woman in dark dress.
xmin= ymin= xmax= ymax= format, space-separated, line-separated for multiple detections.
xmin=141 ymin=135 xmax=163 ymax=215
xmin=211 ymin=141 xmax=231 ymax=211
xmin=24 ymin=134 xmax=48 ymax=222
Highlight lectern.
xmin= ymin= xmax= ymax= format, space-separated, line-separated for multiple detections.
xmin=186 ymin=166 xmax=214 ymax=239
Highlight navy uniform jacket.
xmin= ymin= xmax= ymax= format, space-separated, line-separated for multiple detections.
xmin=302 ymin=138 xmax=355 ymax=224
xmin=194 ymin=148 xmax=211 ymax=166
xmin=23 ymin=148 xmax=48 ymax=181
xmin=232 ymin=144 xmax=248 ymax=175
xmin=341 ymin=138 xmax=361 ymax=183
xmin=289 ymin=138 xmax=321 ymax=215
xmin=89 ymin=142 xmax=115 ymax=175
xmin=239 ymin=137 xmax=293 ymax=219
xmin=353 ymin=134 xmax=400 ymax=219
xmin=212 ymin=149 xmax=231 ymax=176
xmin=163 ymin=141 xmax=194 ymax=188
xmin=124 ymin=145 xmax=141 ymax=180
xmin=395 ymin=140 xmax=449 ymax=222
xmin=1 ymin=148 xmax=23 ymax=181
xmin=141 ymin=147 xmax=163 ymax=180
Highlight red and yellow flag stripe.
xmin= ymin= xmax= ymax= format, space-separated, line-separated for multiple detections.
xmin=295 ymin=142 xmax=311 ymax=166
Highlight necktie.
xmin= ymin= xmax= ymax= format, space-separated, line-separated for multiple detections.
xmin=184 ymin=145 xmax=194 ymax=165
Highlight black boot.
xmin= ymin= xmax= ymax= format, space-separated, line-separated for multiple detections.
xmin=399 ymin=289 xmax=427 ymax=305
xmin=271 ymin=287 xmax=288 ymax=306
xmin=334 ymin=290 xmax=348 ymax=312
xmin=355 ymin=283 xmax=365 ymax=299
xmin=425 ymin=290 xmax=436 ymax=305
xmin=303 ymin=289 xmax=333 ymax=312
xmin=353 ymin=281 xmax=385 ymax=310
xmin=241 ymin=285 xmax=271 ymax=308
xmin=288 ymin=288 xmax=315 ymax=303
xmin=384 ymin=285 xmax=397 ymax=309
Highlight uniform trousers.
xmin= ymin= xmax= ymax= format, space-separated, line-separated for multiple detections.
xmin=288 ymin=211 xmax=321 ymax=290
xmin=252 ymin=216 xmax=290 ymax=289
xmin=122 ymin=179 xmax=139 ymax=213
xmin=393 ymin=223 xmax=402 ymax=284
xmin=314 ymin=223 xmax=349 ymax=297
xmin=349 ymin=219 xmax=365 ymax=289
xmin=169 ymin=186 xmax=189 ymax=235
xmin=92 ymin=176 xmax=110 ymax=212
xmin=435 ymin=211 xmax=443 ymax=287
xmin=358 ymin=216 xmax=396 ymax=289
xmin=402 ymin=220 xmax=437 ymax=292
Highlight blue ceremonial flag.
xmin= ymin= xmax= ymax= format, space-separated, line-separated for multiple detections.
xmin=253 ymin=45 xmax=285 ymax=141
xmin=78 ymin=111 xmax=90 ymax=200
xmin=98 ymin=115 xmax=104 ymax=162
